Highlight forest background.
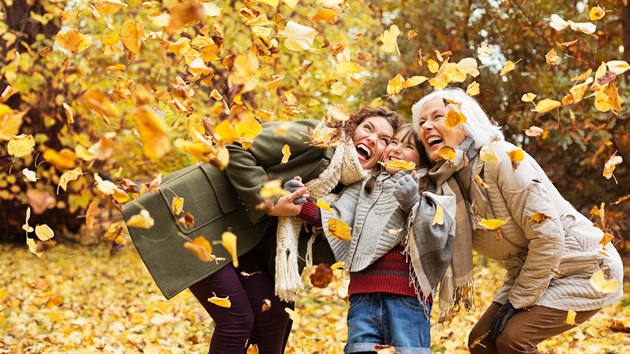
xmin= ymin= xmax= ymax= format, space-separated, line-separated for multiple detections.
xmin=1 ymin=0 xmax=629 ymax=352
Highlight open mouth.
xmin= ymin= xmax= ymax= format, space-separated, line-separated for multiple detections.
xmin=356 ymin=144 xmax=372 ymax=160
xmin=427 ymin=136 xmax=443 ymax=147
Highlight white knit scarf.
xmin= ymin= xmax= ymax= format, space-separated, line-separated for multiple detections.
xmin=275 ymin=139 xmax=366 ymax=302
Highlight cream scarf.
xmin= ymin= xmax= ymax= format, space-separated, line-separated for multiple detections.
xmin=275 ymin=139 xmax=366 ymax=302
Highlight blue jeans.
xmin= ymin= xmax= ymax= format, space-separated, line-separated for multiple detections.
xmin=345 ymin=293 xmax=431 ymax=354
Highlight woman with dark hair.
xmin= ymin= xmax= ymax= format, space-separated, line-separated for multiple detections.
xmin=187 ymin=107 xmax=405 ymax=354
xmin=411 ymin=88 xmax=623 ymax=354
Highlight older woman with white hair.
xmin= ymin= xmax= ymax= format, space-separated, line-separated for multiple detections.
xmin=411 ymin=87 xmax=623 ymax=354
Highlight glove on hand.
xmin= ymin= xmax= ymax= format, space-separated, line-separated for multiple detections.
xmin=393 ymin=173 xmax=420 ymax=211
xmin=489 ymin=302 xmax=520 ymax=341
xmin=283 ymin=177 xmax=306 ymax=205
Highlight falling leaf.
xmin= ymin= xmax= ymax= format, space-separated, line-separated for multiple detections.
xmin=589 ymin=269 xmax=619 ymax=294
xmin=171 ymin=197 xmax=184 ymax=215
xmin=132 ymin=106 xmax=171 ymax=161
xmin=0 ymin=105 xmax=25 ymax=140
xmin=166 ymin=1 xmax=205 ymax=34
xmin=121 ymin=19 xmax=142 ymax=53
xmin=606 ymin=60 xmax=630 ymax=75
xmin=260 ymin=179 xmax=290 ymax=199
xmin=507 ymin=148 xmax=525 ymax=170
xmin=279 ymin=21 xmax=317 ymax=51
xmin=381 ymin=159 xmax=416 ymax=170
xmin=602 ymin=153 xmax=622 ymax=180
xmin=310 ymin=263 xmax=334 ymax=288
xmin=444 ymin=109 xmax=466 ymax=129
xmin=313 ymin=8 xmax=338 ymax=23
xmin=45 ymin=295 xmax=64 ymax=309
xmin=500 ymin=60 xmax=516 ymax=76
xmin=330 ymin=261 xmax=345 ymax=270
xmin=26 ymin=238 xmax=43 ymax=257
xmin=22 ymin=169 xmax=37 ymax=182
xmin=94 ymin=0 xmax=128 ymax=14
xmin=532 ymin=99 xmax=561 ymax=113
xmin=438 ymin=146 xmax=456 ymax=161
xmin=280 ymin=144 xmax=292 ymax=164
xmin=22 ymin=207 xmax=34 ymax=233
xmin=208 ymin=295 xmax=232 ymax=308
xmin=85 ymin=199 xmax=100 ymax=229
xmin=327 ymin=218 xmax=351 ymax=241
xmin=34 ymin=224 xmax=54 ymax=241
xmin=285 ymin=307 xmax=300 ymax=321
xmin=184 ymin=236 xmax=215 ymax=262
xmin=571 ymin=69 xmax=592 ymax=82
xmin=78 ymin=88 xmax=119 ymax=118
xmin=57 ymin=168 xmax=83 ymax=194
xmin=221 ymin=231 xmax=238 ymax=268
xmin=316 ymin=200 xmax=335 ymax=215
xmin=330 ymin=81 xmax=347 ymax=95
xmin=126 ymin=210 xmax=155 ymax=229
xmin=473 ymin=175 xmax=487 ymax=189
xmin=55 ymin=29 xmax=91 ymax=53
xmin=524 ymin=126 xmax=544 ymax=137
xmin=433 ymin=204 xmax=444 ymax=225
xmin=568 ymin=20 xmax=596 ymax=35
xmin=379 ymin=24 xmax=400 ymax=55
xmin=589 ymin=6 xmax=605 ymax=21
xmin=43 ymin=148 xmax=77 ymax=170
xmin=236 ymin=117 xmax=263 ymax=141
xmin=565 ymin=309 xmax=577 ymax=325
xmin=387 ymin=74 xmax=405 ymax=95
xmin=529 ymin=212 xmax=552 ymax=224
xmin=466 ymin=81 xmax=480 ymax=96
xmin=94 ymin=173 xmax=129 ymax=203
xmin=427 ymin=59 xmax=440 ymax=73
xmin=611 ymin=194 xmax=630 ymax=205
xmin=599 ymin=232 xmax=614 ymax=248
xmin=478 ymin=218 xmax=508 ymax=230
xmin=177 ymin=211 xmax=196 ymax=229
xmin=7 ymin=134 xmax=35 ymax=157
xmin=261 ymin=299 xmax=272 ymax=312
xmin=545 ymin=48 xmax=560 ymax=66
xmin=480 ymin=144 xmax=499 ymax=163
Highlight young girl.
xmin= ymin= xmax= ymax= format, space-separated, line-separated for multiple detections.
xmin=286 ymin=124 xmax=457 ymax=354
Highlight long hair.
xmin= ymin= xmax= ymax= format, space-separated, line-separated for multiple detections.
xmin=411 ymin=88 xmax=504 ymax=150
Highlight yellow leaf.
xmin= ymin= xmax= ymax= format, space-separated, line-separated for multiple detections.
xmin=43 ymin=148 xmax=76 ymax=170
xmin=565 ymin=309 xmax=577 ymax=325
xmin=444 ymin=109 xmax=466 ymax=129
xmin=599 ymin=232 xmax=614 ymax=247
xmin=188 ymin=57 xmax=212 ymax=77
xmin=279 ymin=21 xmax=317 ymax=51
xmin=529 ymin=212 xmax=552 ymax=224
xmin=57 ymin=168 xmax=83 ymax=194
xmin=589 ymin=269 xmax=619 ymax=294
xmin=478 ymin=218 xmax=508 ymax=230
xmin=121 ymin=19 xmax=142 ymax=53
xmin=55 ymin=29 xmax=91 ymax=53
xmin=403 ymin=76 xmax=429 ymax=88
xmin=247 ymin=344 xmax=260 ymax=354
xmin=427 ymin=59 xmax=440 ymax=73
xmin=94 ymin=0 xmax=128 ymax=15
xmin=330 ymin=81 xmax=347 ymax=96
xmin=264 ymin=76 xmax=284 ymax=92
xmin=166 ymin=1 xmax=205 ymax=34
xmin=214 ymin=120 xmax=239 ymax=144
xmin=606 ymin=60 xmax=630 ymax=75
xmin=0 ymin=105 xmax=25 ymax=140
xmin=7 ymin=134 xmax=35 ymax=157
xmin=22 ymin=168 xmax=37 ymax=182
xmin=473 ymin=175 xmax=487 ymax=189
xmin=221 ymin=231 xmax=239 ymax=268
xmin=327 ymin=218 xmax=351 ymax=241
xmin=433 ymin=204 xmax=444 ymax=225
xmin=228 ymin=52 xmax=260 ymax=93
xmin=171 ymin=197 xmax=184 ymax=215
xmin=210 ymin=89 xmax=223 ymax=101
xmin=569 ymin=79 xmax=592 ymax=103
xmin=78 ymin=88 xmax=119 ymax=118
xmin=387 ymin=74 xmax=405 ymax=95
xmin=603 ymin=153 xmax=622 ymax=180
xmin=27 ymin=238 xmax=43 ymax=257
xmin=260 ymin=179 xmax=289 ymax=199
xmin=379 ymin=24 xmax=400 ymax=55
xmin=35 ymin=224 xmax=54 ymax=241
xmin=500 ymin=60 xmax=516 ymax=75
xmin=127 ymin=210 xmax=155 ymax=229
xmin=45 ymin=295 xmax=64 ymax=309
xmin=285 ymin=307 xmax=300 ymax=321
xmin=22 ymin=207 xmax=34 ymax=233
xmin=235 ymin=118 xmax=263 ymax=140
xmin=86 ymin=199 xmax=99 ymax=229
xmin=208 ymin=295 xmax=232 ymax=308
xmin=480 ymin=143 xmax=499 ymax=163
xmin=381 ymin=159 xmax=416 ymax=170
xmin=438 ymin=146 xmax=456 ymax=161
xmin=258 ymin=0 xmax=279 ymax=7
xmin=571 ymin=69 xmax=592 ymax=82
xmin=330 ymin=261 xmax=345 ymax=270
xmin=281 ymin=144 xmax=291 ymax=164
xmin=532 ymin=98 xmax=561 ymax=113
xmin=589 ymin=6 xmax=605 ymax=21
xmin=507 ymin=148 xmax=525 ymax=163
xmin=133 ymin=106 xmax=170 ymax=161
xmin=545 ymin=48 xmax=560 ymax=66
xmin=184 ymin=236 xmax=215 ymax=262
xmin=272 ymin=122 xmax=291 ymax=136
xmin=316 ymin=201 xmax=335 ymax=215
xmin=466 ymin=81 xmax=480 ymax=96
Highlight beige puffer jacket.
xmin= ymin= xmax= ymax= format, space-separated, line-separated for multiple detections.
xmin=459 ymin=140 xmax=623 ymax=311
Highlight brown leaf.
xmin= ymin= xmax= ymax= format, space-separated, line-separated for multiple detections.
xmin=26 ymin=189 xmax=56 ymax=214
xmin=310 ymin=263 xmax=334 ymax=288
xmin=261 ymin=299 xmax=272 ymax=312
xmin=176 ymin=211 xmax=196 ymax=229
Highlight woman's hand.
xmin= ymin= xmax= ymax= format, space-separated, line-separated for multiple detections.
xmin=268 ymin=187 xmax=309 ymax=217
xmin=283 ymin=177 xmax=307 ymax=205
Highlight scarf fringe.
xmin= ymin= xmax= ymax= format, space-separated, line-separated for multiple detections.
xmin=274 ymin=246 xmax=303 ymax=302
xmin=437 ymin=278 xmax=475 ymax=323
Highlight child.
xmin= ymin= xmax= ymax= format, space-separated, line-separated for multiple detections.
xmin=286 ymin=124 xmax=457 ymax=354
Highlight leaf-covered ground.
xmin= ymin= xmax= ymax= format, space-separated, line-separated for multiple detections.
xmin=1 ymin=243 xmax=629 ymax=354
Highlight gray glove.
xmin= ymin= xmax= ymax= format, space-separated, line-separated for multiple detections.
xmin=393 ymin=173 xmax=420 ymax=211
xmin=283 ymin=177 xmax=306 ymax=205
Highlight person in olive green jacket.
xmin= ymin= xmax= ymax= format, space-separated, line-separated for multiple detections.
xmin=189 ymin=107 xmax=404 ymax=354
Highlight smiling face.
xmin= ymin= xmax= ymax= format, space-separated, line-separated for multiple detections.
xmin=382 ymin=126 xmax=421 ymax=174
xmin=416 ymin=98 xmax=467 ymax=162
xmin=352 ymin=116 xmax=395 ymax=170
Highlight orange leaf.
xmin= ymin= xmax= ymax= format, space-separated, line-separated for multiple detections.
xmin=438 ymin=146 xmax=456 ymax=161
xmin=529 ymin=212 xmax=552 ymax=224
xmin=184 ymin=236 xmax=215 ymax=262
xmin=208 ymin=295 xmax=232 ymax=308
xmin=478 ymin=218 xmax=508 ymax=230
xmin=327 ymin=218 xmax=351 ymax=241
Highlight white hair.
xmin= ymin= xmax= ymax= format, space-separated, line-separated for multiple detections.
xmin=411 ymin=88 xmax=504 ymax=150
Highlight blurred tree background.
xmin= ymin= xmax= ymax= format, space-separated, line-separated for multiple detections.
xmin=1 ymin=0 xmax=628 ymax=251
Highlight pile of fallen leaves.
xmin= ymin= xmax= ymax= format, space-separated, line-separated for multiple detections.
xmin=1 ymin=243 xmax=628 ymax=353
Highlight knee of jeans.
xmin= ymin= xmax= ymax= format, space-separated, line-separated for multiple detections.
xmin=215 ymin=307 xmax=255 ymax=335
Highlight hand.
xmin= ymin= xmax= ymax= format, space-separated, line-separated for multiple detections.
xmin=268 ymin=187 xmax=309 ymax=217
xmin=283 ymin=177 xmax=307 ymax=205
xmin=489 ymin=302 xmax=520 ymax=341
xmin=393 ymin=172 xmax=420 ymax=211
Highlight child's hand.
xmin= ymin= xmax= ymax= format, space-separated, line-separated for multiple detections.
xmin=393 ymin=173 xmax=420 ymax=211
xmin=283 ymin=177 xmax=307 ymax=205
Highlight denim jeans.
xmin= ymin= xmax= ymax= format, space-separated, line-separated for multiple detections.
xmin=345 ymin=293 xmax=431 ymax=354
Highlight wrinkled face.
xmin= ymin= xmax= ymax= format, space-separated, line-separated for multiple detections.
xmin=382 ymin=131 xmax=421 ymax=174
xmin=416 ymin=98 xmax=467 ymax=162
xmin=352 ymin=116 xmax=395 ymax=170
